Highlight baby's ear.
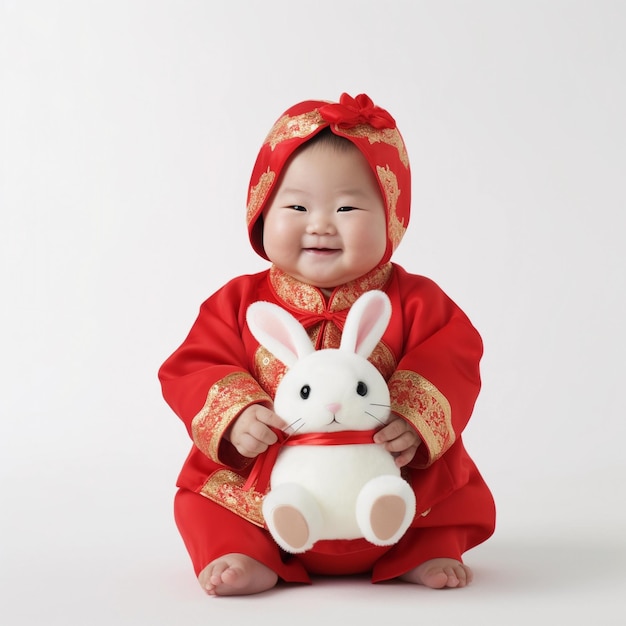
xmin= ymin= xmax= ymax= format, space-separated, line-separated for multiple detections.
xmin=340 ymin=291 xmax=392 ymax=359
xmin=247 ymin=301 xmax=314 ymax=367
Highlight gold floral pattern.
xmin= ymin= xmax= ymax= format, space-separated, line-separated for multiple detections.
xmin=328 ymin=264 xmax=393 ymax=311
xmin=254 ymin=344 xmax=288 ymax=398
xmin=388 ymin=370 xmax=454 ymax=465
xmin=191 ymin=372 xmax=272 ymax=463
xmin=200 ymin=469 xmax=266 ymax=527
xmin=376 ymin=165 xmax=406 ymax=251
xmin=337 ymin=124 xmax=409 ymax=168
xmin=269 ymin=268 xmax=326 ymax=313
xmin=264 ymin=110 xmax=325 ymax=149
xmin=369 ymin=343 xmax=397 ymax=382
xmin=269 ymin=264 xmax=392 ymax=314
xmin=320 ymin=321 xmax=342 ymax=350
xmin=246 ymin=167 xmax=275 ymax=225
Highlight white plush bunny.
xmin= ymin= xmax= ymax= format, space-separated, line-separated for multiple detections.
xmin=246 ymin=290 xmax=416 ymax=554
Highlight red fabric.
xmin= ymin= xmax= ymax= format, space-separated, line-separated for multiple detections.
xmin=159 ymin=263 xmax=496 ymax=580
xmin=174 ymin=488 xmax=310 ymax=581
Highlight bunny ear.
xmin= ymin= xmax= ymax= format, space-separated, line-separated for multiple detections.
xmin=246 ymin=301 xmax=315 ymax=368
xmin=340 ymin=290 xmax=392 ymax=359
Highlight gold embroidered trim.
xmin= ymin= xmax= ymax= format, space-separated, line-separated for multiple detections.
xmin=337 ymin=124 xmax=409 ymax=168
xmin=246 ymin=167 xmax=275 ymax=225
xmin=269 ymin=267 xmax=326 ymax=312
xmin=200 ymin=469 xmax=265 ymax=527
xmin=264 ymin=110 xmax=325 ymax=149
xmin=321 ymin=321 xmax=342 ymax=349
xmin=376 ymin=165 xmax=405 ymax=251
xmin=329 ymin=263 xmax=393 ymax=311
xmin=254 ymin=344 xmax=288 ymax=398
xmin=269 ymin=263 xmax=392 ymax=313
xmin=388 ymin=370 xmax=454 ymax=464
xmin=191 ymin=372 xmax=272 ymax=463
xmin=369 ymin=342 xmax=397 ymax=382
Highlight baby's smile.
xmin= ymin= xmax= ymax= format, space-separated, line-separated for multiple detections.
xmin=304 ymin=247 xmax=340 ymax=255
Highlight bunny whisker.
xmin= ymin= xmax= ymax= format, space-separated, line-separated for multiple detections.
xmin=365 ymin=411 xmax=386 ymax=426
xmin=285 ymin=418 xmax=304 ymax=433
xmin=283 ymin=421 xmax=305 ymax=442
xmin=369 ymin=403 xmax=391 ymax=408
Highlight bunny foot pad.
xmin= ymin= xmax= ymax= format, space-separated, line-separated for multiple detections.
xmin=370 ymin=494 xmax=409 ymax=542
xmin=356 ymin=476 xmax=416 ymax=546
xmin=272 ymin=505 xmax=310 ymax=552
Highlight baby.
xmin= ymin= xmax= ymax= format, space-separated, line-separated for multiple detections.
xmin=159 ymin=93 xmax=495 ymax=596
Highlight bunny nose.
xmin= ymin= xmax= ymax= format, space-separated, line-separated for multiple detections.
xmin=327 ymin=402 xmax=341 ymax=414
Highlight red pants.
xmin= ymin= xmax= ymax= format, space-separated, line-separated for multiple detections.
xmin=174 ymin=471 xmax=495 ymax=583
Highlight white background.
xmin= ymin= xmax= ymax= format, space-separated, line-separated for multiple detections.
xmin=1 ymin=1 xmax=625 ymax=624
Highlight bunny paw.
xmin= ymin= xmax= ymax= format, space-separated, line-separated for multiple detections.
xmin=263 ymin=484 xmax=322 ymax=553
xmin=370 ymin=494 xmax=408 ymax=542
xmin=357 ymin=475 xmax=416 ymax=546
xmin=272 ymin=505 xmax=310 ymax=551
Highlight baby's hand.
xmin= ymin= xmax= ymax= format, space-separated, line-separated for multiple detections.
xmin=226 ymin=404 xmax=286 ymax=459
xmin=373 ymin=417 xmax=422 ymax=467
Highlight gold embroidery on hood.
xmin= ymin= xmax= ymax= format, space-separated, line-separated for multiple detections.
xmin=376 ymin=165 xmax=405 ymax=250
xmin=247 ymin=167 xmax=275 ymax=224
xmin=337 ymin=124 xmax=409 ymax=168
xmin=265 ymin=110 xmax=325 ymax=149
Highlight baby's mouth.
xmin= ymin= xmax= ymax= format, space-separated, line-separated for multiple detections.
xmin=304 ymin=247 xmax=339 ymax=255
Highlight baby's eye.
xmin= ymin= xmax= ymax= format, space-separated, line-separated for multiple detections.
xmin=289 ymin=205 xmax=307 ymax=212
xmin=356 ymin=381 xmax=368 ymax=396
xmin=300 ymin=385 xmax=311 ymax=399
xmin=337 ymin=206 xmax=356 ymax=212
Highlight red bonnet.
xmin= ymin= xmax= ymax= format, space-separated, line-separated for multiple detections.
xmin=246 ymin=93 xmax=411 ymax=264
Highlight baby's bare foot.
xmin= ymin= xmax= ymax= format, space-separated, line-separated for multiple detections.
xmin=198 ymin=553 xmax=278 ymax=596
xmin=400 ymin=558 xmax=473 ymax=589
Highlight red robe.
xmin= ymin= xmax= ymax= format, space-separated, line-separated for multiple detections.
xmin=159 ymin=263 xmax=495 ymax=582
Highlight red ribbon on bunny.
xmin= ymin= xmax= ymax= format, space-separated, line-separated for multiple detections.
xmin=244 ymin=428 xmax=379 ymax=493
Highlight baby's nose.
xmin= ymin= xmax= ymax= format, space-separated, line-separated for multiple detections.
xmin=327 ymin=402 xmax=341 ymax=414
xmin=306 ymin=213 xmax=336 ymax=234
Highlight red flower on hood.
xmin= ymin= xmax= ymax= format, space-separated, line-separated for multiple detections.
xmin=319 ymin=93 xmax=396 ymax=130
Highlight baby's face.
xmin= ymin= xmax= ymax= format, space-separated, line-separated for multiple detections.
xmin=262 ymin=141 xmax=387 ymax=290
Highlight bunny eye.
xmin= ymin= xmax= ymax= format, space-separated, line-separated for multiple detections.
xmin=300 ymin=385 xmax=311 ymax=400
xmin=356 ymin=381 xmax=368 ymax=396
